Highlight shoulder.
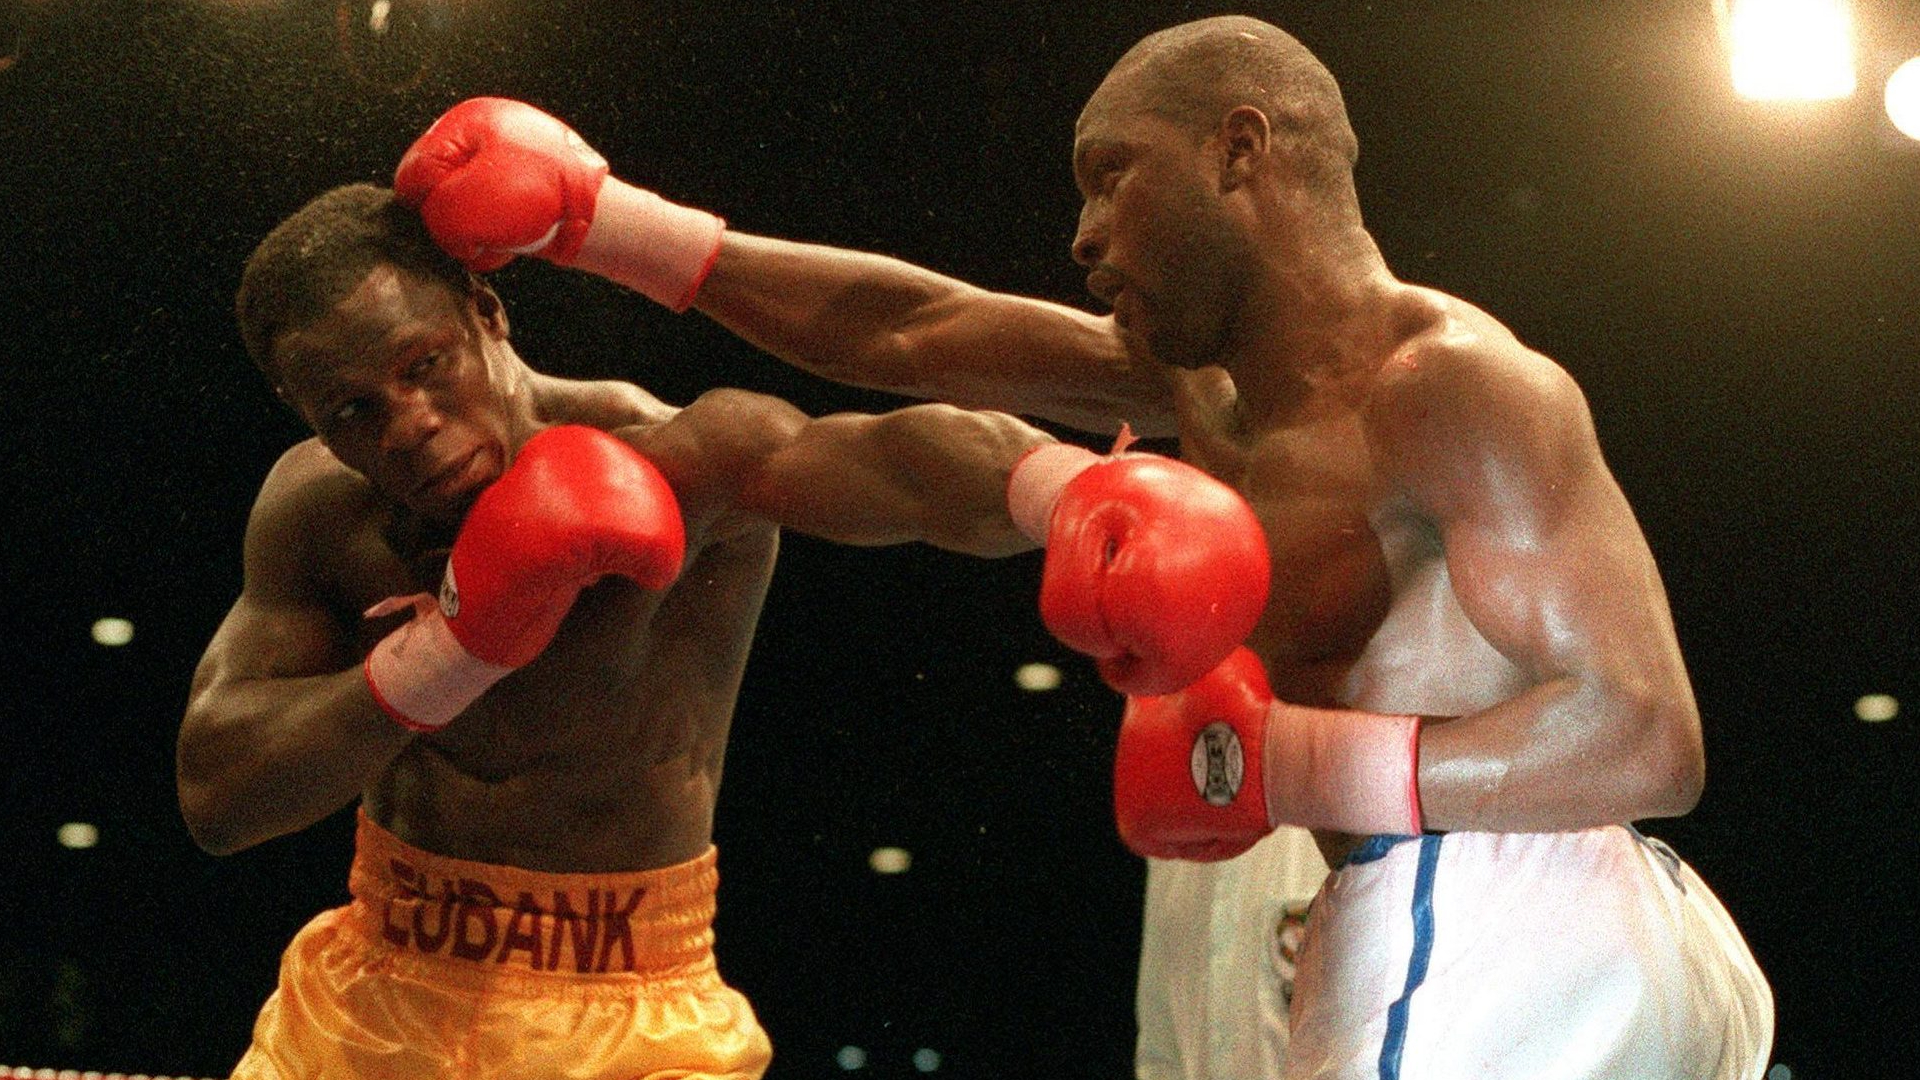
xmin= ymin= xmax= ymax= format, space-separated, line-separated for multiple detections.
xmin=241 ymin=438 xmax=380 ymax=599
xmin=252 ymin=438 xmax=374 ymax=533
xmin=1363 ymin=292 xmax=1600 ymax=516
xmin=611 ymin=387 xmax=809 ymax=531
xmin=1368 ymin=293 xmax=1585 ymax=430
xmin=530 ymin=373 xmax=679 ymax=430
xmin=618 ymin=387 xmax=806 ymax=471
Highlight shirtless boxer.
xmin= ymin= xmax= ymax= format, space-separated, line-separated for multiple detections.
xmin=389 ymin=14 xmax=1776 ymax=1079
xmin=177 ymin=181 xmax=1265 ymax=1079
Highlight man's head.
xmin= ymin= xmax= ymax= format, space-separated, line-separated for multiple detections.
xmin=237 ymin=184 xmax=529 ymax=519
xmin=1071 ymin=17 xmax=1361 ymax=368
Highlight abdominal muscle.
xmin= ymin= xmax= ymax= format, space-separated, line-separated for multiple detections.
xmin=358 ymin=528 xmax=781 ymax=875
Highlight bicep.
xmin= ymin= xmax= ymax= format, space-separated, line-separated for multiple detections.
xmin=904 ymin=290 xmax=1178 ymax=437
xmin=187 ymin=463 xmax=357 ymax=712
xmin=630 ymin=390 xmax=1043 ymax=555
xmin=1439 ymin=457 xmax=1678 ymax=687
xmin=190 ymin=591 xmax=355 ymax=705
xmin=753 ymin=405 xmax=1046 ymax=553
xmin=701 ymin=234 xmax=1175 ymax=437
xmin=1396 ymin=358 xmax=1685 ymax=688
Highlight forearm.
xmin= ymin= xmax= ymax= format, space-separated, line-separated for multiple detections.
xmin=178 ymin=668 xmax=414 ymax=855
xmin=751 ymin=404 xmax=1047 ymax=556
xmin=693 ymin=231 xmax=979 ymax=397
xmin=1414 ymin=676 xmax=1703 ymax=832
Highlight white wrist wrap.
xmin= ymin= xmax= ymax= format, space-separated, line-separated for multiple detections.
xmin=1006 ymin=443 xmax=1101 ymax=545
xmin=1263 ymin=703 xmax=1424 ymax=836
xmin=362 ymin=594 xmax=513 ymax=732
xmin=573 ymin=177 xmax=726 ymax=311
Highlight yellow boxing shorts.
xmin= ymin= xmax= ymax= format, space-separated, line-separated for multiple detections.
xmin=229 ymin=809 xmax=772 ymax=1080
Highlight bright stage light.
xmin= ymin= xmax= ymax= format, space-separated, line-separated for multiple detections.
xmin=1014 ymin=662 xmax=1061 ymax=692
xmin=868 ymin=846 xmax=912 ymax=875
xmin=1722 ymin=0 xmax=1857 ymax=101
xmin=58 ymin=822 xmax=100 ymax=850
xmin=1854 ymin=694 xmax=1899 ymax=723
xmin=1885 ymin=57 xmax=1920 ymax=141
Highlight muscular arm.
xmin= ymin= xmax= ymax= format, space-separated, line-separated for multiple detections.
xmin=1376 ymin=338 xmax=1703 ymax=831
xmin=177 ymin=447 xmax=413 ymax=855
xmin=659 ymin=230 xmax=1179 ymax=437
xmin=625 ymin=389 xmax=1049 ymax=557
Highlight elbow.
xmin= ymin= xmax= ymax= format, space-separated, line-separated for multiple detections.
xmin=176 ymin=727 xmax=253 ymax=857
xmin=179 ymin=792 xmax=241 ymax=856
xmin=1615 ymin=682 xmax=1705 ymax=820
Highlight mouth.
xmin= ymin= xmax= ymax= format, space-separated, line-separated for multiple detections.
xmin=410 ymin=448 xmax=485 ymax=505
xmin=1085 ymin=265 xmax=1126 ymax=310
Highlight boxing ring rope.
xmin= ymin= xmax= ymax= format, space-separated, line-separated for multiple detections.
xmin=2 ymin=1060 xmax=220 ymax=1068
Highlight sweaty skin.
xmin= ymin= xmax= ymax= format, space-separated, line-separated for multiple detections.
xmin=678 ymin=24 xmax=1701 ymax=865
xmin=179 ymin=262 xmax=1046 ymax=871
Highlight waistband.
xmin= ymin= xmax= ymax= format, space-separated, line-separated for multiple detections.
xmin=1336 ymin=823 xmax=1652 ymax=870
xmin=348 ymin=809 xmax=719 ymax=979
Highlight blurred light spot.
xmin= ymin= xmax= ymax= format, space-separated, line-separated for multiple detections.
xmin=1854 ymin=694 xmax=1899 ymax=723
xmin=370 ymin=1 xmax=392 ymax=36
xmin=913 ymin=1047 xmax=944 ymax=1072
xmin=57 ymin=822 xmax=99 ymax=850
xmin=1014 ymin=662 xmax=1062 ymax=692
xmin=869 ymin=846 xmax=912 ymax=875
xmin=1767 ymin=1065 xmax=1793 ymax=1080
xmin=835 ymin=1045 xmax=868 ymax=1070
xmin=1886 ymin=56 xmax=1920 ymax=141
xmin=1725 ymin=0 xmax=1856 ymax=101
xmin=91 ymin=617 xmax=134 ymax=647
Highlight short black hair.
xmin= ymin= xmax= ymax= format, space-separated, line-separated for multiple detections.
xmin=236 ymin=183 xmax=476 ymax=383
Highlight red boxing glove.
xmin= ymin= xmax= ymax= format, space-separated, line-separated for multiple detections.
xmin=1007 ymin=435 xmax=1269 ymax=696
xmin=1114 ymin=647 xmax=1425 ymax=862
xmin=394 ymin=97 xmax=610 ymax=273
xmin=1114 ymin=647 xmax=1275 ymax=862
xmin=395 ymin=97 xmax=726 ymax=310
xmin=364 ymin=426 xmax=685 ymax=730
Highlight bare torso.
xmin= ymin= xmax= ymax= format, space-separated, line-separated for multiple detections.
xmin=1173 ymin=292 xmax=1532 ymax=863
xmin=304 ymin=381 xmax=780 ymax=873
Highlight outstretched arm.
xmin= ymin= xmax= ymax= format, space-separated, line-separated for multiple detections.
xmin=625 ymin=389 xmax=1047 ymax=557
xmin=629 ymin=390 xmax=1267 ymax=695
xmin=687 ymin=233 xmax=1173 ymax=437
xmin=395 ymin=97 xmax=1178 ymax=436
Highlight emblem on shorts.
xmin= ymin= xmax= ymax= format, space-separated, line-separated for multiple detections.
xmin=439 ymin=563 xmax=460 ymax=619
xmin=1190 ymin=722 xmax=1244 ymax=806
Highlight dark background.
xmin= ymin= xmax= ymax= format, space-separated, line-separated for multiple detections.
xmin=2 ymin=1 xmax=1916 ymax=1077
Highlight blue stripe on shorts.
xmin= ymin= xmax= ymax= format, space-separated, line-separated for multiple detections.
xmin=1379 ymin=833 xmax=1444 ymax=1080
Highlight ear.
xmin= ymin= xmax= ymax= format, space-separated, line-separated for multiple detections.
xmin=469 ymin=281 xmax=510 ymax=339
xmin=1217 ymin=105 xmax=1271 ymax=192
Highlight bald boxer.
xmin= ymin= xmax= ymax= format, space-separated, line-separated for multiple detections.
xmin=178 ymin=182 xmax=1264 ymax=1080
xmin=390 ymin=15 xmax=1775 ymax=1078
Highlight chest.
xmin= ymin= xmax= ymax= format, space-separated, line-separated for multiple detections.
xmin=1179 ymin=414 xmax=1414 ymax=695
xmin=324 ymin=506 xmax=775 ymax=776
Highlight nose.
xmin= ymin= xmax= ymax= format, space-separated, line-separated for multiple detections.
xmin=1072 ymin=201 xmax=1106 ymax=268
xmin=379 ymin=386 xmax=442 ymax=455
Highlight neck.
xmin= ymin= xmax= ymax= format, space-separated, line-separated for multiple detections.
xmin=1218 ymin=205 xmax=1400 ymax=429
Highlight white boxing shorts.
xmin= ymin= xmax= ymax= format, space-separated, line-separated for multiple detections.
xmin=1286 ymin=826 xmax=1773 ymax=1080
xmin=1136 ymin=824 xmax=1330 ymax=1080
